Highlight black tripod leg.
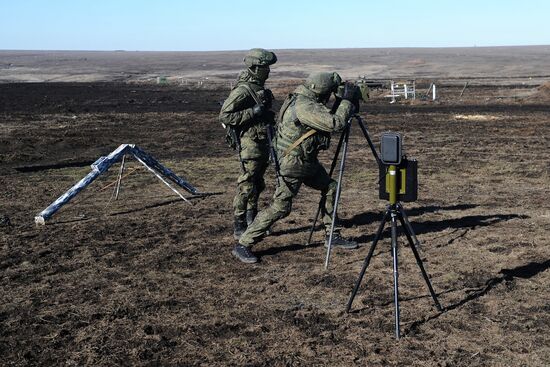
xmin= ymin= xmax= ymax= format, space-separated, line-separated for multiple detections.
xmin=325 ymin=123 xmax=351 ymax=269
xmin=327 ymin=122 xmax=348 ymax=178
xmin=346 ymin=209 xmax=390 ymax=312
xmin=306 ymin=123 xmax=347 ymax=245
xmin=397 ymin=211 xmax=443 ymax=312
xmin=397 ymin=203 xmax=421 ymax=251
xmin=390 ymin=212 xmax=401 ymax=340
xmin=306 ymin=200 xmax=323 ymax=246
xmin=355 ymin=115 xmax=380 ymax=162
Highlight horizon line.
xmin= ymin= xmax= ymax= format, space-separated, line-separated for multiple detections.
xmin=1 ymin=44 xmax=550 ymax=53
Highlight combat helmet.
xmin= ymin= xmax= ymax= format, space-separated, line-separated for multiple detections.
xmin=305 ymin=72 xmax=342 ymax=96
xmin=243 ymin=48 xmax=277 ymax=68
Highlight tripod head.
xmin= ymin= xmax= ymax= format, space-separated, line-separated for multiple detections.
xmin=334 ymin=80 xmax=370 ymax=114
xmin=378 ymin=132 xmax=418 ymax=204
xmin=336 ymin=80 xmax=370 ymax=102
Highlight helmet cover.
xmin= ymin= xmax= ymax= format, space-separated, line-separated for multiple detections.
xmin=243 ymin=48 xmax=277 ymax=68
xmin=305 ymin=72 xmax=342 ymax=96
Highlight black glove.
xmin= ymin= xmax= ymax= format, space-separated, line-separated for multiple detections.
xmin=257 ymin=89 xmax=274 ymax=109
xmin=263 ymin=110 xmax=276 ymax=125
xmin=335 ymin=84 xmax=345 ymax=99
xmin=252 ymin=104 xmax=264 ymax=116
xmin=352 ymin=100 xmax=360 ymax=114
xmin=342 ymin=82 xmax=358 ymax=101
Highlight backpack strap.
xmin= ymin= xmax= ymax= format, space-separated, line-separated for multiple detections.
xmin=277 ymin=93 xmax=296 ymax=124
xmin=281 ymin=129 xmax=317 ymax=158
xmin=240 ymin=88 xmax=317 ymax=158
xmin=278 ymin=94 xmax=318 ymax=157
xmin=240 ymin=83 xmax=263 ymax=106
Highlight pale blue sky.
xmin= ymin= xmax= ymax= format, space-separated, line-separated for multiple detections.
xmin=1 ymin=0 xmax=548 ymax=51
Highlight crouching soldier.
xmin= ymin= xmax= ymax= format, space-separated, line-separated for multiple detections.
xmin=232 ymin=72 xmax=359 ymax=263
xmin=219 ymin=48 xmax=277 ymax=239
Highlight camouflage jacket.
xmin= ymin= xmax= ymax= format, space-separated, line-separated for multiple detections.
xmin=219 ymin=70 xmax=272 ymax=160
xmin=276 ymin=85 xmax=354 ymax=177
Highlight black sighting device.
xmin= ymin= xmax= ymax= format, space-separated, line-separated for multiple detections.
xmin=347 ymin=132 xmax=443 ymax=340
xmin=335 ymin=80 xmax=370 ymax=106
xmin=378 ymin=133 xmax=417 ymax=203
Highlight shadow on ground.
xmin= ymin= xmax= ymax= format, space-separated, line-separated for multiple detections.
xmin=406 ymin=259 xmax=550 ymax=336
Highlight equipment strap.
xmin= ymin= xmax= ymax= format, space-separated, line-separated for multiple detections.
xmin=277 ymin=94 xmax=296 ymax=124
xmin=282 ymin=128 xmax=317 ymax=157
xmin=240 ymin=83 xmax=263 ymax=106
xmin=241 ymin=84 xmax=316 ymax=158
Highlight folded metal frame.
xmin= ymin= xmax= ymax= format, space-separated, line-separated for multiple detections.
xmin=35 ymin=144 xmax=214 ymax=225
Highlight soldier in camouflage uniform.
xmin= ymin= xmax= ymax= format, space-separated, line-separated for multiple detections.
xmin=219 ymin=48 xmax=277 ymax=239
xmin=232 ymin=72 xmax=359 ymax=263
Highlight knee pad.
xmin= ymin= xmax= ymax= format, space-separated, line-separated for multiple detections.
xmin=326 ymin=179 xmax=338 ymax=195
xmin=272 ymin=200 xmax=292 ymax=220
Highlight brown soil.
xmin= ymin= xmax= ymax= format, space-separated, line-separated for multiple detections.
xmin=534 ymin=81 xmax=550 ymax=100
xmin=1 ymin=82 xmax=549 ymax=366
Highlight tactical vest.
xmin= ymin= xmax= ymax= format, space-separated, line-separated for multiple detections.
xmin=220 ymin=77 xmax=270 ymax=160
xmin=235 ymin=82 xmax=268 ymax=139
xmin=276 ymin=94 xmax=331 ymax=165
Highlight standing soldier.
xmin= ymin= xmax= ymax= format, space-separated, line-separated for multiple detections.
xmin=232 ymin=72 xmax=359 ymax=263
xmin=219 ymin=48 xmax=277 ymax=239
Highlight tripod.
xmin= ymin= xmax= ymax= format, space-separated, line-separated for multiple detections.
xmin=305 ymin=114 xmax=379 ymax=269
xmin=346 ymin=165 xmax=443 ymax=339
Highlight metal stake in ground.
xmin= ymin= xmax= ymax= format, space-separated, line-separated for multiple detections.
xmin=113 ymin=154 xmax=126 ymax=200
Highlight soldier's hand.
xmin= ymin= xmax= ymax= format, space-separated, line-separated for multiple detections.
xmin=342 ymin=82 xmax=358 ymax=101
xmin=252 ymin=104 xmax=264 ymax=116
xmin=353 ymin=100 xmax=360 ymax=114
xmin=335 ymin=84 xmax=345 ymax=99
xmin=264 ymin=110 xmax=276 ymax=125
xmin=258 ymin=89 xmax=274 ymax=109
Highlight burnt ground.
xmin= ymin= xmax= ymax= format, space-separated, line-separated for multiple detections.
xmin=0 ymin=82 xmax=549 ymax=366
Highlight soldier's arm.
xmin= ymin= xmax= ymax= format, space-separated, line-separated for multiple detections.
xmin=295 ymin=97 xmax=354 ymax=132
xmin=219 ymin=87 xmax=256 ymax=127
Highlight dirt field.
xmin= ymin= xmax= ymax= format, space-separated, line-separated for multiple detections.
xmin=1 ymin=72 xmax=550 ymax=365
xmin=2 ymin=46 xmax=550 ymax=83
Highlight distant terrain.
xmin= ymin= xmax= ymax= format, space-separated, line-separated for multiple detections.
xmin=1 ymin=46 xmax=550 ymax=84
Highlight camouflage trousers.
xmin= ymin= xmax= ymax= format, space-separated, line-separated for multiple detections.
xmin=233 ymin=158 xmax=269 ymax=217
xmin=239 ymin=163 xmax=338 ymax=247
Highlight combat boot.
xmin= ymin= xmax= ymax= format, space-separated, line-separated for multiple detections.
xmin=246 ymin=208 xmax=257 ymax=226
xmin=233 ymin=215 xmax=247 ymax=239
xmin=325 ymin=232 xmax=358 ymax=249
xmin=232 ymin=244 xmax=258 ymax=263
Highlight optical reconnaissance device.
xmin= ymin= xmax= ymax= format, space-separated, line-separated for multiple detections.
xmin=347 ymin=131 xmax=442 ymax=340
xmin=378 ymin=132 xmax=417 ymax=203
xmin=336 ymin=80 xmax=371 ymax=103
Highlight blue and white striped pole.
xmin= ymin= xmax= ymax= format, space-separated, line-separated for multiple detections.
xmin=34 ymin=144 xmax=132 ymax=224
